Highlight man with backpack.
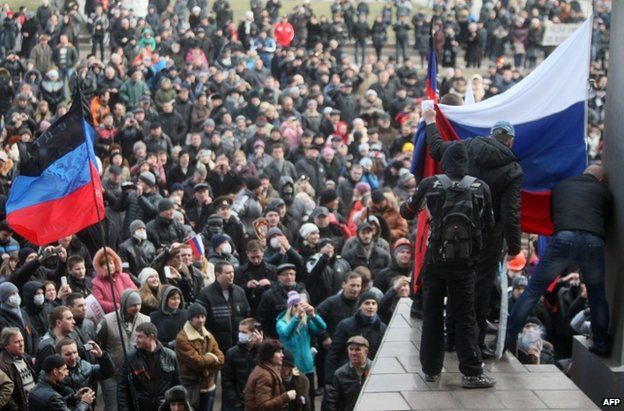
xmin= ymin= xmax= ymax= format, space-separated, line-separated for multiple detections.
xmin=400 ymin=143 xmax=495 ymax=388
xmin=424 ymin=108 xmax=523 ymax=356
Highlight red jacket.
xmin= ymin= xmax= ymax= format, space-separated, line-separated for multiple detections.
xmin=274 ymin=21 xmax=294 ymax=47
xmin=91 ymin=248 xmax=137 ymax=313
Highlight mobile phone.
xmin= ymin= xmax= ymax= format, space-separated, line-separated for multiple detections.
xmin=84 ymin=343 xmax=93 ymax=351
xmin=54 ymin=245 xmax=63 ymax=253
xmin=299 ymin=293 xmax=308 ymax=304
xmin=422 ymin=99 xmax=435 ymax=112
xmin=60 ymin=276 xmax=68 ymax=287
xmin=164 ymin=266 xmax=172 ymax=278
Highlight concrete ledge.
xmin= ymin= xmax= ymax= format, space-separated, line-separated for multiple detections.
xmin=570 ymin=335 xmax=624 ymax=408
xmin=354 ymin=299 xmax=598 ymax=410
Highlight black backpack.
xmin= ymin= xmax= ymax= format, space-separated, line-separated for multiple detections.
xmin=429 ymin=174 xmax=482 ymax=265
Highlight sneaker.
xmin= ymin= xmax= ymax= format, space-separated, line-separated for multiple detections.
xmin=424 ymin=373 xmax=441 ymax=382
xmin=462 ymin=374 xmax=496 ymax=389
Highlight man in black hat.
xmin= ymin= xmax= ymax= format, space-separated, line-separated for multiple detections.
xmin=256 ymin=263 xmax=308 ymax=338
xmin=280 ymin=349 xmax=311 ymax=410
xmin=235 ymin=240 xmax=277 ymax=313
xmin=400 ymin=143 xmax=495 ymax=388
xmin=342 ymin=221 xmax=390 ymax=278
xmin=145 ymin=121 xmax=174 ymax=156
xmin=28 ymin=354 xmax=95 ymax=410
xmin=146 ymin=199 xmax=189 ymax=249
xmin=184 ymin=183 xmax=213 ymax=233
xmin=295 ymin=144 xmax=326 ymax=195
xmin=215 ymin=196 xmax=246 ymax=258
xmin=310 ymin=206 xmax=346 ymax=256
xmin=304 ymin=237 xmax=351 ymax=306
xmin=232 ymin=177 xmax=264 ymax=237
xmin=207 ymin=156 xmax=244 ymax=198
xmin=329 ymin=81 xmax=359 ymax=124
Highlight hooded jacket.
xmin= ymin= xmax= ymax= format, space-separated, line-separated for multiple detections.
xmin=21 ymin=281 xmax=50 ymax=338
xmin=426 ymin=122 xmax=522 ymax=255
xmin=91 ymin=248 xmax=138 ymax=313
xmin=96 ymin=290 xmax=150 ymax=365
xmin=149 ymin=286 xmax=187 ymax=349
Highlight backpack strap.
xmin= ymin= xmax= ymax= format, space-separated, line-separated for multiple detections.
xmin=458 ymin=176 xmax=477 ymax=190
xmin=435 ymin=174 xmax=452 ymax=189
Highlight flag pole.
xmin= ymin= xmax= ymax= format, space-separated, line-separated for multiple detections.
xmin=77 ymin=80 xmax=140 ymax=411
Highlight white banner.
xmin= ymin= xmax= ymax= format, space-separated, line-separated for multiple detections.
xmin=542 ymin=22 xmax=583 ymax=46
xmin=85 ymin=294 xmax=105 ymax=324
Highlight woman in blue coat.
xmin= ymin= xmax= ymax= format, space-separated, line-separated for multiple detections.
xmin=277 ymin=290 xmax=326 ymax=405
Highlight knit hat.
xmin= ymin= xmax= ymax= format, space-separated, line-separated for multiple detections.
xmin=508 ymin=252 xmax=527 ymax=271
xmin=188 ymin=303 xmax=207 ymax=320
xmin=299 ymin=223 xmax=319 ymax=239
xmin=319 ymin=189 xmax=338 ymax=205
xmin=358 ymin=290 xmax=379 ymax=307
xmin=283 ymin=349 xmax=296 ymax=367
xmin=18 ymin=247 xmax=36 ymax=266
xmin=512 ymin=275 xmax=528 ymax=290
xmin=398 ymin=169 xmax=414 ymax=185
xmin=139 ymin=267 xmax=159 ymax=286
xmin=129 ymin=220 xmax=146 ymax=233
xmin=392 ymin=238 xmax=412 ymax=256
xmin=286 ymin=290 xmax=301 ymax=308
xmin=122 ymin=290 xmax=142 ymax=311
xmin=41 ymin=354 xmax=66 ymax=374
xmin=139 ymin=171 xmax=156 ymax=186
xmin=158 ymin=199 xmax=175 ymax=212
xmin=246 ymin=176 xmax=262 ymax=191
xmin=0 ymin=282 xmax=18 ymax=303
xmin=267 ymin=227 xmax=283 ymax=239
xmin=211 ymin=234 xmax=229 ymax=250
xmin=355 ymin=182 xmax=371 ymax=195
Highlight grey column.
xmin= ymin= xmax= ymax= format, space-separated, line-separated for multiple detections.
xmin=602 ymin=0 xmax=624 ymax=367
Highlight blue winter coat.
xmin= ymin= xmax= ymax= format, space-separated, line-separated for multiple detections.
xmin=276 ymin=310 xmax=326 ymax=374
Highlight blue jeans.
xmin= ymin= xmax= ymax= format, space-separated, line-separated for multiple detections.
xmin=506 ymin=230 xmax=609 ymax=349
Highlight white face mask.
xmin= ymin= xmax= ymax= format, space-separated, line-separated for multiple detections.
xmin=238 ymin=332 xmax=250 ymax=344
xmin=220 ymin=243 xmax=232 ymax=255
xmin=33 ymin=294 xmax=45 ymax=306
xmin=270 ymin=237 xmax=281 ymax=249
xmin=133 ymin=229 xmax=147 ymax=241
xmin=7 ymin=294 xmax=21 ymax=308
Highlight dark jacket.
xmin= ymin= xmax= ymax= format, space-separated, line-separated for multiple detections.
xmin=61 ymin=353 xmax=115 ymax=394
xmin=118 ymin=345 xmax=180 ymax=411
xmin=325 ymin=359 xmax=372 ymax=411
xmin=28 ymin=377 xmax=89 ymax=411
xmin=342 ymin=240 xmax=390 ymax=277
xmin=183 ymin=198 xmax=212 ymax=233
xmin=118 ymin=237 xmax=157 ymax=276
xmin=196 ymin=282 xmax=251 ymax=351
xmin=234 ymin=260 xmax=276 ymax=313
xmin=21 ymin=281 xmax=51 ymax=338
xmin=426 ymin=123 xmax=523 ymax=255
xmin=0 ymin=307 xmax=38 ymax=356
xmin=295 ymin=157 xmax=326 ymax=195
xmin=146 ymin=217 xmax=188 ymax=248
xmin=256 ymin=282 xmax=308 ymax=338
xmin=303 ymin=254 xmax=350 ymax=305
xmin=325 ymin=311 xmax=386 ymax=382
xmin=0 ymin=349 xmax=36 ymax=410
xmin=221 ymin=343 xmax=257 ymax=409
xmin=149 ymin=286 xmax=188 ymax=349
xmin=374 ymin=261 xmax=411 ymax=294
xmin=550 ymin=173 xmax=613 ymax=239
xmin=316 ymin=293 xmax=359 ymax=338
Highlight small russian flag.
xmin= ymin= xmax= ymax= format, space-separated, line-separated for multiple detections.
xmin=189 ymin=234 xmax=205 ymax=258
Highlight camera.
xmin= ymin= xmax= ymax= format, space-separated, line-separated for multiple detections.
xmin=254 ymin=322 xmax=262 ymax=332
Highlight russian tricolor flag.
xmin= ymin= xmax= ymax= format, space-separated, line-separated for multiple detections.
xmin=7 ymin=92 xmax=105 ymax=245
xmin=410 ymin=19 xmax=591 ymax=289
xmin=189 ymin=234 xmax=205 ymax=258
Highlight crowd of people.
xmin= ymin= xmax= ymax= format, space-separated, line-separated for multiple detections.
xmin=0 ymin=0 xmax=613 ymax=409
